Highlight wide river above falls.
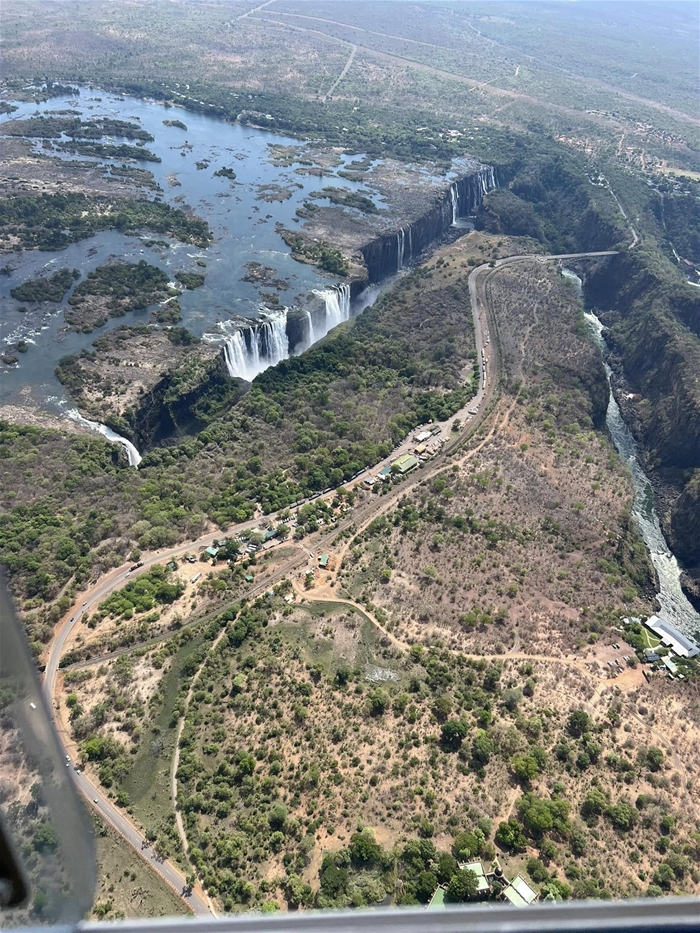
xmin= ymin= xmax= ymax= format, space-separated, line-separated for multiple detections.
xmin=0 ymin=87 xmax=402 ymax=412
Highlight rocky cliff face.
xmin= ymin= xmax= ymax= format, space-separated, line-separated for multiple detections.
xmin=672 ymin=470 xmax=700 ymax=611
xmin=234 ymin=166 xmax=498 ymax=360
xmin=584 ymin=249 xmax=700 ymax=602
xmin=586 ymin=252 xmax=700 ymax=471
xmin=360 ymin=167 xmax=497 ymax=282
xmin=133 ymin=352 xmax=247 ymax=451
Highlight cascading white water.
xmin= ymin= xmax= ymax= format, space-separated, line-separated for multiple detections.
xmin=223 ymin=311 xmax=290 ymax=381
xmin=397 ymin=228 xmax=405 ymax=271
xmin=302 ymin=310 xmax=318 ymax=349
xmin=451 ymin=166 xmax=497 ymax=224
xmin=312 ymin=283 xmax=351 ymax=334
xmin=66 ymin=409 xmax=142 ymax=467
xmin=450 ymin=184 xmax=459 ymax=225
xmin=223 ymin=286 xmax=352 ymax=380
xmin=407 ymin=227 xmax=413 ymax=263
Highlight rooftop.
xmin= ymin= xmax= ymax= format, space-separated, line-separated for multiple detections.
xmin=392 ymin=454 xmax=419 ymax=473
xmin=511 ymin=875 xmax=538 ymax=904
xmin=461 ymin=860 xmax=490 ymax=894
xmin=645 ymin=615 xmax=699 ymax=658
xmin=502 ymin=875 xmax=538 ymax=907
xmin=662 ymin=655 xmax=679 ymax=675
xmin=427 ymin=887 xmax=446 ymax=910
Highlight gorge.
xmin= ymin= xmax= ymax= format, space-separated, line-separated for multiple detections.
xmin=561 ymin=269 xmax=700 ymax=638
xmin=223 ymin=165 xmax=498 ymax=381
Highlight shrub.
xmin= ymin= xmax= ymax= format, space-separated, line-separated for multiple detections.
xmin=441 ymin=718 xmax=468 ymax=751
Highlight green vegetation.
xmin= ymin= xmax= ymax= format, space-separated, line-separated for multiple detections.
xmin=2 ymin=0 xmax=699 ymax=912
xmin=92 ymin=817 xmax=191 ymax=919
xmin=10 ymin=267 xmax=79 ymax=303
xmin=0 ymin=193 xmax=210 ymax=251
xmin=2 ymin=115 xmax=153 ymax=141
xmin=95 ymin=565 xmax=184 ymax=621
xmin=2 ymin=258 xmax=472 ymax=625
xmin=70 ymin=260 xmax=169 ymax=303
xmin=66 ymin=595 xmax=697 ymax=910
xmin=661 ymin=187 xmax=700 ymax=264
xmin=56 ymin=141 xmax=161 ymax=162
xmin=279 ymin=229 xmax=349 ymax=276
xmin=213 ymin=166 xmax=236 ymax=180
xmin=163 ymin=119 xmax=187 ymax=130
xmin=316 ymin=187 xmax=379 ymax=215
xmin=174 ymin=271 xmax=206 ymax=290
xmin=584 ymin=244 xmax=700 ymax=585
xmin=63 ymin=260 xmax=171 ymax=331
xmin=476 ymin=153 xmax=626 ymax=253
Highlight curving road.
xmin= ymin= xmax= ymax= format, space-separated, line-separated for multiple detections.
xmin=42 ymin=246 xmax=617 ymax=915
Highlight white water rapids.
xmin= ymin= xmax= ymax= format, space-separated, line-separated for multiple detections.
xmin=563 ymin=269 xmax=700 ymax=635
xmin=67 ymin=409 xmax=142 ymax=467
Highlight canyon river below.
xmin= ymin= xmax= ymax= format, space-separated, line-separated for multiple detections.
xmin=561 ymin=271 xmax=700 ymax=640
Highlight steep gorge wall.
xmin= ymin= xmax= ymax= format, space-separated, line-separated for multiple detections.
xmin=586 ymin=251 xmax=700 ymax=471
xmin=360 ymin=167 xmax=497 ymax=283
xmin=132 ymin=352 xmax=246 ymax=452
xmin=476 ymin=155 xmax=627 ymax=254
xmin=584 ymin=249 xmax=700 ymax=596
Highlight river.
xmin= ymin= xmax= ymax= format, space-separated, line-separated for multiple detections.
xmin=0 ymin=87 xmax=399 ymax=406
xmin=0 ymin=87 xmax=415 ymax=462
xmin=1 ymin=87 xmax=495 ymax=466
xmin=562 ymin=270 xmax=700 ymax=638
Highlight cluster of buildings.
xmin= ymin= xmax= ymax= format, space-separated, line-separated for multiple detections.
xmin=643 ymin=615 xmax=700 ymax=658
xmin=364 ymin=426 xmax=444 ymax=486
xmin=427 ymin=860 xmax=539 ymax=910
xmin=624 ymin=614 xmax=699 ymax=680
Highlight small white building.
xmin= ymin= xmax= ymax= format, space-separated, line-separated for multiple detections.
xmin=458 ymin=860 xmax=490 ymax=895
xmin=645 ymin=615 xmax=700 ymax=659
xmin=502 ymin=875 xmax=538 ymax=908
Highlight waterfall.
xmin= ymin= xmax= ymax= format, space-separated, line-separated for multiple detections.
xmin=66 ymin=409 xmax=142 ymax=467
xmin=302 ymin=310 xmax=318 ymax=349
xmin=223 ymin=286 xmax=352 ymax=380
xmin=450 ymin=183 xmax=459 ymax=225
xmin=312 ymin=283 xmax=351 ymax=334
xmin=395 ymin=226 xmax=414 ymax=271
xmin=223 ymin=310 xmax=290 ymax=381
xmin=397 ymin=228 xmax=405 ymax=271
xmin=451 ymin=166 xmax=497 ymax=223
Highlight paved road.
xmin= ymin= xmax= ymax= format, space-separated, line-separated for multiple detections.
xmin=73 ymin=769 xmax=209 ymax=915
xmin=43 ymin=245 xmax=617 ymax=915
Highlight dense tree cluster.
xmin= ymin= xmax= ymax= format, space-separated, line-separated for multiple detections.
xmin=0 ymin=193 xmax=211 ymax=251
xmin=10 ymin=267 xmax=79 ymax=303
